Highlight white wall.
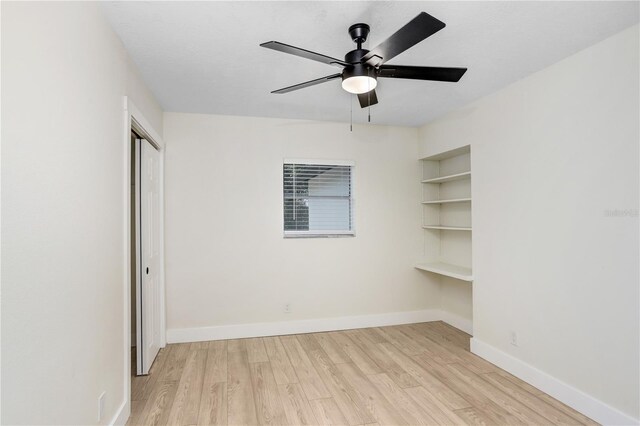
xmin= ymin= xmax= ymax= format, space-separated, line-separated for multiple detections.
xmin=1 ymin=2 xmax=163 ymax=424
xmin=163 ymin=113 xmax=440 ymax=335
xmin=419 ymin=24 xmax=639 ymax=421
xmin=439 ymin=277 xmax=473 ymax=329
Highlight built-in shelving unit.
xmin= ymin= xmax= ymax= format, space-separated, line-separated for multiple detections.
xmin=416 ymin=145 xmax=472 ymax=282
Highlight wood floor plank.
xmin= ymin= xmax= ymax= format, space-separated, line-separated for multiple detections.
xmin=335 ymin=363 xmax=411 ymax=425
xmin=313 ymin=332 xmax=351 ymax=364
xmin=406 ymin=323 xmax=480 ymax=367
xmin=309 ymin=398 xmax=350 ymax=426
xmin=446 ymin=363 xmax=551 ymax=425
xmin=137 ymin=381 xmax=179 ymax=426
xmin=190 ymin=341 xmax=209 ymax=351
xmin=203 ymin=340 xmax=227 ymax=384
xmin=367 ymin=373 xmax=439 ymax=425
xmin=359 ymin=327 xmax=389 ymax=344
xmin=166 ymin=349 xmax=207 ymax=425
xmin=263 ymin=336 xmax=299 ymax=385
xmin=197 ymin=381 xmax=227 ymax=425
xmin=249 ymin=361 xmax=288 ymax=425
xmin=280 ymin=335 xmax=331 ymax=400
xmin=538 ymin=394 xmax=599 ymax=426
xmin=493 ymin=369 xmax=544 ymax=396
xmin=431 ymin=321 xmax=471 ymax=349
xmin=278 ymin=383 xmax=318 ymax=425
xmin=297 ymin=334 xmax=374 ymax=425
xmin=227 ymin=350 xmax=258 ymax=425
xmin=194 ymin=342 xmax=227 ymax=425
xmin=438 ymin=321 xmax=472 ymax=340
xmin=404 ymin=386 xmax=467 ymax=425
xmin=227 ymin=339 xmax=246 ymax=353
xmin=412 ymin=354 xmax=516 ymax=424
xmin=131 ymin=375 xmax=151 ymax=403
xmin=453 ymin=406 xmax=507 ymax=426
xmin=408 ymin=323 xmax=496 ymax=374
xmin=450 ymin=349 xmax=497 ymax=375
xmin=246 ymin=338 xmax=269 ymax=363
xmin=377 ymin=342 xmax=471 ymax=411
xmin=328 ymin=331 xmax=382 ymax=375
xmin=481 ymin=371 xmax=584 ymax=425
xmin=345 ymin=329 xmax=419 ymax=388
xmin=397 ymin=324 xmax=465 ymax=365
xmin=162 ymin=343 xmax=191 ymax=383
xmin=376 ymin=326 xmax=426 ymax=356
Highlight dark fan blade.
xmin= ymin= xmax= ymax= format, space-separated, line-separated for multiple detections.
xmin=261 ymin=41 xmax=349 ymax=67
xmin=378 ymin=65 xmax=467 ymax=82
xmin=362 ymin=12 xmax=446 ymax=67
xmin=357 ymin=90 xmax=378 ymax=108
xmin=271 ymin=73 xmax=342 ymax=94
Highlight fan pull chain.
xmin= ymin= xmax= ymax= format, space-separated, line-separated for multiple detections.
xmin=350 ymin=95 xmax=353 ymax=132
xmin=367 ymin=68 xmax=371 ymax=123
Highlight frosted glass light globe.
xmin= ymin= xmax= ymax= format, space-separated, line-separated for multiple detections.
xmin=341 ymin=76 xmax=377 ymax=94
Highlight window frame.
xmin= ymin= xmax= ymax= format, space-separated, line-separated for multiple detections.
xmin=282 ymin=158 xmax=355 ymax=238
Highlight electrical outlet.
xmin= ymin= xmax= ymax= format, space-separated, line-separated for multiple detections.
xmin=98 ymin=391 xmax=106 ymax=422
xmin=284 ymin=303 xmax=292 ymax=314
xmin=510 ymin=331 xmax=518 ymax=347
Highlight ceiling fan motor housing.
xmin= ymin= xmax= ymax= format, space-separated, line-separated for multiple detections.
xmin=342 ymin=63 xmax=375 ymax=82
xmin=344 ymin=48 xmax=370 ymax=64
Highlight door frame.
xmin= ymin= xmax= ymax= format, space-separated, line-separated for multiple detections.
xmin=122 ymin=97 xmax=166 ymax=420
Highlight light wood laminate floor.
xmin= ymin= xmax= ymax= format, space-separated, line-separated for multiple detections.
xmin=128 ymin=321 xmax=597 ymax=425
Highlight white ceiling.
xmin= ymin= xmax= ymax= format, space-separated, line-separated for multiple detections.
xmin=102 ymin=1 xmax=638 ymax=127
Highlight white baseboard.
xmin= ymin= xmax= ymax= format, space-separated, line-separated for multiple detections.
xmin=471 ymin=338 xmax=639 ymax=426
xmin=439 ymin=310 xmax=473 ymax=335
xmin=109 ymin=400 xmax=129 ymax=426
xmin=167 ymin=309 xmax=442 ymax=343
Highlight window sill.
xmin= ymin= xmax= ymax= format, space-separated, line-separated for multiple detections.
xmin=284 ymin=232 xmax=355 ymax=239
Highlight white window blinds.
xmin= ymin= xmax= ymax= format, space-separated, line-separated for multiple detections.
xmin=283 ymin=162 xmax=354 ymax=237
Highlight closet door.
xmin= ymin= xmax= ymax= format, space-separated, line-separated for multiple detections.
xmin=136 ymin=138 xmax=161 ymax=375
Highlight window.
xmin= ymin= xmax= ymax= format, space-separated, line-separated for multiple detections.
xmin=283 ymin=160 xmax=354 ymax=237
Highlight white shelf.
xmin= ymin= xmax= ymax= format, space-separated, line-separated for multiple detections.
xmin=422 ymin=198 xmax=472 ymax=204
xmin=422 ymin=171 xmax=471 ymax=184
xmin=420 ymin=145 xmax=470 ymax=161
xmin=423 ymin=225 xmax=472 ymax=231
xmin=414 ymin=262 xmax=473 ymax=282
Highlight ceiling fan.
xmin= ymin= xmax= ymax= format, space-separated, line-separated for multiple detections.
xmin=260 ymin=12 xmax=467 ymax=108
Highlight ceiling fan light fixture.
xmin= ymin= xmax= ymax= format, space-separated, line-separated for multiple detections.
xmin=341 ymin=65 xmax=377 ymax=94
xmin=342 ymin=75 xmax=377 ymax=94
